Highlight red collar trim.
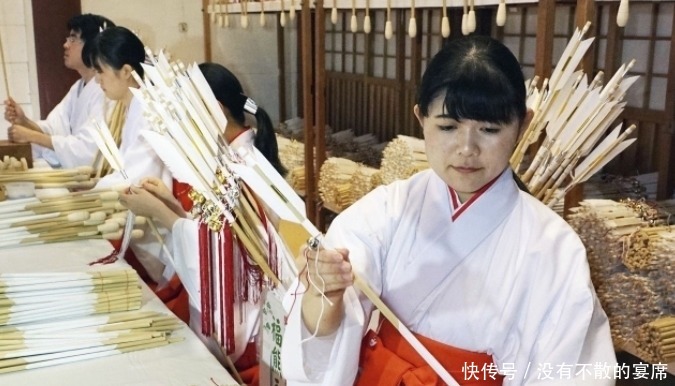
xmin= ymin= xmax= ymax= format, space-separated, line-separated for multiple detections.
xmin=229 ymin=127 xmax=251 ymax=143
xmin=448 ymin=174 xmax=501 ymax=221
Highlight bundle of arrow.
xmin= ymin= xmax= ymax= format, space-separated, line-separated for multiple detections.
xmin=512 ymin=22 xmax=638 ymax=207
xmin=126 ymin=49 xmax=299 ymax=353
xmin=0 ymin=156 xmax=28 ymax=172
xmin=568 ymin=199 xmax=674 ymax=348
xmin=0 ymin=190 xmax=144 ymax=249
xmin=0 ymin=166 xmax=97 ymax=190
xmin=0 ymin=269 xmax=182 ymax=373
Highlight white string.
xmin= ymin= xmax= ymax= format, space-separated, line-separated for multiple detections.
xmin=300 ymin=244 xmax=334 ymax=343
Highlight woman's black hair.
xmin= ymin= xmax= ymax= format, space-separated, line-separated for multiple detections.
xmin=89 ymin=26 xmax=145 ymax=78
xmin=417 ymin=35 xmax=527 ymax=126
xmin=69 ymin=14 xmax=116 ymax=68
xmin=198 ymin=62 xmax=287 ymax=177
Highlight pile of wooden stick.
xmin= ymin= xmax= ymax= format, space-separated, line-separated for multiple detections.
xmin=0 ymin=166 xmax=96 ymax=190
xmin=277 ymin=135 xmax=305 ymax=190
xmin=0 ymin=190 xmax=142 ymax=249
xmin=380 ymin=135 xmax=428 ymax=185
xmin=0 ymin=269 xmax=181 ymax=373
xmin=349 ymin=165 xmax=381 ymax=204
xmin=318 ymin=158 xmax=359 ymax=212
xmin=636 ymin=317 xmax=675 ymax=364
xmin=568 ymin=199 xmax=674 ymax=347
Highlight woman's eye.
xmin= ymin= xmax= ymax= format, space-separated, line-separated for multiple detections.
xmin=482 ymin=127 xmax=501 ymax=134
xmin=439 ymin=125 xmax=456 ymax=131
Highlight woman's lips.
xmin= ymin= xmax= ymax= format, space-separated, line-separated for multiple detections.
xmin=452 ymin=166 xmax=480 ymax=173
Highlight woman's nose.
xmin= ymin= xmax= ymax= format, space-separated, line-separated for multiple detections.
xmin=456 ymin=129 xmax=479 ymax=156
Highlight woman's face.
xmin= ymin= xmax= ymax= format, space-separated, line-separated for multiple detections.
xmin=415 ymin=94 xmax=527 ymax=202
xmin=95 ymin=62 xmax=129 ymax=101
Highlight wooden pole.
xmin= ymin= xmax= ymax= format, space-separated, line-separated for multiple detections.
xmin=315 ymin=0 xmax=327 ymax=231
xmin=301 ymin=0 xmax=317 ymax=225
xmin=0 ymin=28 xmax=10 ymax=98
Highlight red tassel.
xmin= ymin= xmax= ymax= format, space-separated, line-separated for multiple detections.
xmin=222 ymin=224 xmax=235 ymax=354
xmin=199 ymin=222 xmax=212 ymax=336
xmin=89 ymin=240 xmax=121 ymax=266
xmin=250 ymin=189 xmax=279 ymax=285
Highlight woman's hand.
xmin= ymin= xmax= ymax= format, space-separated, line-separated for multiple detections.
xmin=300 ymin=247 xmax=353 ymax=336
xmin=4 ymin=98 xmax=27 ymax=126
xmin=139 ymin=177 xmax=186 ymax=217
xmin=8 ymin=125 xmax=34 ymax=143
xmin=302 ymin=247 xmax=353 ymax=299
xmin=139 ymin=177 xmax=172 ymax=202
xmin=118 ymin=186 xmax=166 ymax=218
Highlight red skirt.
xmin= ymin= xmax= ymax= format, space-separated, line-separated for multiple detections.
xmin=356 ymin=319 xmax=504 ymax=386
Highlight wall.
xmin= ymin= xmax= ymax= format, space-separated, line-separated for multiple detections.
xmin=0 ymin=0 xmax=39 ymax=140
xmin=81 ymin=0 xmax=205 ymax=64
xmin=210 ymin=13 xmax=299 ymax=127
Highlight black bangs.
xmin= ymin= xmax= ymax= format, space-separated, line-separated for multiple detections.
xmin=417 ymin=36 xmax=527 ymax=126
xmin=441 ymin=64 xmax=523 ymax=125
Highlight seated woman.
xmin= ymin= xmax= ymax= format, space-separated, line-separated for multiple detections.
xmin=4 ymin=14 xmax=114 ymax=168
xmin=88 ymin=26 xmax=182 ymax=319
xmin=281 ymin=36 xmax=616 ymax=386
xmin=119 ymin=62 xmax=288 ymax=385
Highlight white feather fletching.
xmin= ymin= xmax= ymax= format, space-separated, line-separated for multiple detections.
xmin=141 ymin=130 xmax=208 ymax=194
xmin=88 ymin=120 xmax=124 ymax=172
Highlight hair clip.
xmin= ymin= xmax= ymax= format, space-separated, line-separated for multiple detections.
xmin=244 ymin=97 xmax=257 ymax=114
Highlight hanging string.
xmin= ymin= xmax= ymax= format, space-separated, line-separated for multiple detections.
xmin=408 ymin=0 xmax=417 ymax=38
xmin=617 ymin=0 xmax=630 ymax=27
xmin=441 ymin=0 xmax=450 ymax=38
xmin=290 ymin=0 xmax=296 ymax=21
xmin=280 ymin=0 xmax=287 ymax=27
xmin=241 ymin=0 xmax=249 ymax=28
xmin=468 ymin=0 xmax=476 ymax=33
xmin=217 ymin=0 xmax=224 ymax=27
xmin=351 ymin=0 xmax=358 ymax=33
xmin=331 ymin=0 xmax=338 ymax=25
xmin=224 ymin=0 xmax=230 ymax=28
xmin=461 ymin=0 xmax=469 ymax=35
xmin=210 ymin=0 xmax=217 ymax=23
xmin=385 ymin=0 xmax=393 ymax=40
xmin=260 ymin=0 xmax=266 ymax=27
xmin=364 ymin=0 xmax=372 ymax=34
xmin=496 ymin=0 xmax=507 ymax=27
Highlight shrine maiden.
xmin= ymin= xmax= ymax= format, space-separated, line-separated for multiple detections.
xmin=4 ymin=14 xmax=113 ymax=168
xmin=89 ymin=26 xmax=171 ymax=283
xmin=118 ymin=63 xmax=290 ymax=382
xmin=281 ymin=36 xmax=616 ymax=385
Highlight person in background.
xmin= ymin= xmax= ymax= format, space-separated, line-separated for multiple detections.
xmin=4 ymin=14 xmax=114 ymax=168
xmin=118 ymin=62 xmax=288 ymax=385
xmin=87 ymin=25 xmax=181 ymax=320
xmin=281 ymin=36 xmax=616 ymax=386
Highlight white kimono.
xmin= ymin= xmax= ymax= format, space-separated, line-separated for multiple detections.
xmin=35 ymin=78 xmax=107 ymax=168
xmin=171 ymin=129 xmax=290 ymax=363
xmin=96 ymin=95 xmax=173 ymax=284
xmin=281 ymin=168 xmax=616 ymax=386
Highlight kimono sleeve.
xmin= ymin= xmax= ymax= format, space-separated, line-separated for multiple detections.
xmin=281 ymin=185 xmax=392 ymax=386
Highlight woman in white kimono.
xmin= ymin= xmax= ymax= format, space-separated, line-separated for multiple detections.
xmin=118 ymin=62 xmax=288 ymax=384
xmin=88 ymin=26 xmax=172 ymax=287
xmin=281 ymin=36 xmax=616 ymax=385
xmin=4 ymin=14 xmax=113 ymax=168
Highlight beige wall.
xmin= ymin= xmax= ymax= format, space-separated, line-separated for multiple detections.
xmin=81 ymin=0 xmax=205 ymax=64
xmin=210 ymin=14 xmax=299 ymax=127
xmin=0 ymin=0 xmax=38 ymax=140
